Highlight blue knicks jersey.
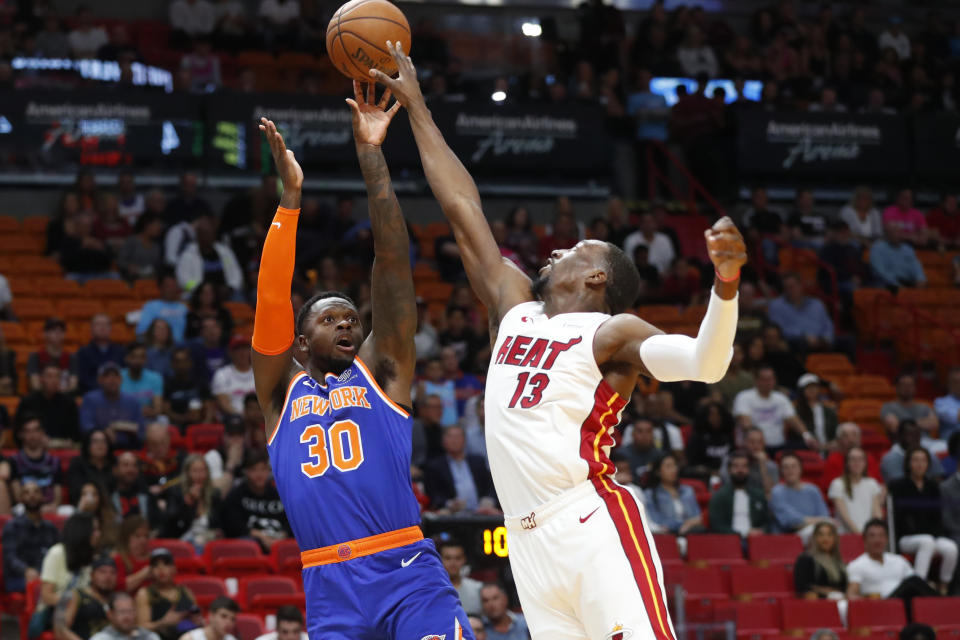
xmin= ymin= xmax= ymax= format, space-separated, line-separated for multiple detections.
xmin=266 ymin=357 xmax=421 ymax=551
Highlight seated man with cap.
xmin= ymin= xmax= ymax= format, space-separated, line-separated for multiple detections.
xmin=80 ymin=362 xmax=144 ymax=448
xmin=55 ymin=554 xmax=118 ymax=640
xmin=134 ymin=548 xmax=202 ymax=640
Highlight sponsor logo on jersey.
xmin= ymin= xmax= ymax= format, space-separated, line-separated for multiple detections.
xmin=520 ymin=512 xmax=537 ymax=530
xmin=494 ymin=335 xmax=582 ymax=370
xmin=289 ymin=387 xmax=372 ymax=421
xmin=419 ymin=635 xmax=445 ymax=640
xmin=337 ymin=368 xmax=356 ymax=383
xmin=605 ymin=624 xmax=633 ymax=640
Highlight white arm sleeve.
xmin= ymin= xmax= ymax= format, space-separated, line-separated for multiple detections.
xmin=638 ymin=289 xmax=738 ymax=384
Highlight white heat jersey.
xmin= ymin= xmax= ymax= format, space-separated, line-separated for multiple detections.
xmin=485 ymin=301 xmax=628 ymax=517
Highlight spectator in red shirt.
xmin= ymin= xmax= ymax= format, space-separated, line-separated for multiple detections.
xmin=927 ymin=192 xmax=960 ymax=249
xmin=820 ymin=422 xmax=882 ymax=492
xmin=882 ymin=188 xmax=929 ymax=246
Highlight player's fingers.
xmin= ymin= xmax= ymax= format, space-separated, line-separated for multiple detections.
xmin=352 ymin=80 xmax=363 ymax=104
xmin=386 ymin=40 xmax=401 ymax=65
xmin=345 ymin=98 xmax=360 ymax=116
xmin=378 ymin=88 xmax=392 ymax=109
xmin=366 ymin=80 xmax=374 ymax=105
xmin=369 ymin=68 xmax=396 ymax=89
xmin=387 ymin=100 xmax=402 ymax=116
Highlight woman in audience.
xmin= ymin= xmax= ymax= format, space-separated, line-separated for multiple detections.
xmin=162 ymin=454 xmax=222 ymax=550
xmin=888 ymin=447 xmax=959 ymax=594
xmin=135 ymin=548 xmax=202 ymax=640
xmin=144 ymin=318 xmax=174 ymax=379
xmin=686 ymin=402 xmax=736 ymax=477
xmin=184 ymin=281 xmax=233 ymax=342
xmin=66 ymin=429 xmax=115 ymax=494
xmin=114 ymin=515 xmax=152 ymax=594
xmin=828 ymin=446 xmax=884 ymax=534
xmin=31 ymin=512 xmax=100 ymax=637
xmin=794 ymin=521 xmax=847 ymax=599
xmin=794 ymin=374 xmax=838 ymax=449
xmin=74 ymin=481 xmax=118 ymax=549
xmin=643 ymin=453 xmax=703 ymax=536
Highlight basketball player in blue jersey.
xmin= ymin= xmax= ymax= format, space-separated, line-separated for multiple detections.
xmin=251 ymin=82 xmax=473 ymax=640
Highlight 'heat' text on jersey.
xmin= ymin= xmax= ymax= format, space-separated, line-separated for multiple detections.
xmin=494 ymin=336 xmax=582 ymax=370
xmin=289 ymin=386 xmax=371 ymax=421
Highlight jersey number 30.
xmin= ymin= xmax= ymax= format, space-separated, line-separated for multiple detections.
xmin=299 ymin=420 xmax=364 ymax=478
xmin=508 ymin=372 xmax=550 ymax=409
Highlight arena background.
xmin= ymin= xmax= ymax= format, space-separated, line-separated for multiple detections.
xmin=0 ymin=0 xmax=959 ymax=638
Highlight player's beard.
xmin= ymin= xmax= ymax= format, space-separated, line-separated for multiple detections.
xmin=531 ymin=273 xmax=550 ymax=301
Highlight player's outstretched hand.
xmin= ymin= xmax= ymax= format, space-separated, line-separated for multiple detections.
xmin=346 ymin=79 xmax=402 ymax=148
xmin=368 ymin=41 xmax=424 ymax=109
xmin=259 ymin=117 xmax=303 ymax=192
xmin=705 ymin=216 xmax=747 ymax=281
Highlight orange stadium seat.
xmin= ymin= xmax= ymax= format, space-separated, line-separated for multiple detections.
xmin=33 ymin=277 xmax=81 ymax=297
xmin=84 ymin=279 xmax=134 ymax=299
xmin=0 ymin=396 xmax=19 ymax=416
xmin=839 ymin=375 xmax=895 ymax=400
xmin=176 ymin=575 xmax=227 ymax=609
xmin=420 ymin=282 xmax=454 ymax=304
xmin=21 ymin=216 xmax=49 ymax=235
xmin=804 ymin=353 xmax=855 ymax=379
xmin=0 ymin=215 xmax=20 ymax=232
xmin=729 ymin=566 xmax=793 ymax=601
xmin=913 ymin=596 xmax=960 ymax=635
xmin=234 ymin=613 xmax=266 ymax=640
xmin=150 ymin=538 xmax=205 ymax=574
xmin=780 ymin=599 xmax=844 ymax=636
xmin=778 ymin=247 xmax=818 ymax=283
xmin=133 ymin=279 xmax=161 ymax=300
xmin=106 ymin=299 xmax=143 ymax=322
xmin=0 ymin=322 xmax=29 ymax=345
xmin=7 ymin=278 xmax=35 ymax=298
xmin=11 ymin=299 xmax=56 ymax=321
xmin=238 ymin=575 xmax=305 ymax=615
xmin=58 ymin=299 xmax=106 ymax=322
xmin=848 ymin=598 xmax=906 ymax=637
xmin=748 ymin=534 xmax=803 ymax=569
xmin=0 ymin=235 xmax=44 ymax=255
xmin=687 ymin=534 xmax=746 ymax=568
xmin=223 ymin=301 xmax=254 ymax=325
xmin=839 ymin=533 xmax=864 ymax=563
xmin=5 ymin=256 xmax=61 ymax=276
xmin=204 ymin=539 xmax=271 ymax=577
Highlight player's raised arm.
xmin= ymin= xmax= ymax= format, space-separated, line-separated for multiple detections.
xmin=251 ymin=118 xmax=304 ymax=422
xmin=346 ymin=81 xmax=417 ymax=407
xmin=369 ymin=42 xmax=531 ymax=321
xmin=595 ymin=217 xmax=746 ymax=383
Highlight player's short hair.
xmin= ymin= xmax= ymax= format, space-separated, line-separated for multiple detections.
xmin=603 ymin=243 xmax=641 ymax=315
xmin=296 ymin=291 xmax=357 ymax=335
xmin=209 ymin=596 xmax=239 ymax=614
xmin=276 ymin=606 xmax=303 ymax=625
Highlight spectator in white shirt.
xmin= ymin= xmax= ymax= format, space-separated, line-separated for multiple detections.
xmin=211 ymin=335 xmax=255 ymax=418
xmin=252 ymin=606 xmax=307 ymax=640
xmin=846 ymin=519 xmax=937 ymax=605
xmin=676 ymin=25 xmax=718 ymax=77
xmin=67 ymin=7 xmax=108 ymax=58
xmin=170 ymin=0 xmax=216 ymax=44
xmin=839 ymin=186 xmax=883 ymax=243
xmin=878 ymin=17 xmax=911 ymax=61
xmin=438 ymin=540 xmax=483 ymax=616
xmin=179 ymin=596 xmax=238 ymax=640
xmin=828 ymin=447 xmax=884 ymax=534
xmin=622 ymin=212 xmax=675 ymax=274
xmin=733 ymin=366 xmax=807 ymax=451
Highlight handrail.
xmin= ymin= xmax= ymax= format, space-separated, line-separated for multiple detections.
xmin=646 ymin=140 xmax=726 ymax=220
xmin=753 ymin=236 xmax=841 ymax=331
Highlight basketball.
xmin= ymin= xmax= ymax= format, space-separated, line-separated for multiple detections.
xmin=326 ymin=0 xmax=412 ymax=83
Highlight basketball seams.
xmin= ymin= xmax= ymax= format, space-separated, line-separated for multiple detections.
xmin=326 ymin=0 xmax=410 ymax=81
xmin=334 ymin=5 xmax=371 ymax=79
xmin=334 ymin=15 xmax=410 ymax=33
xmin=339 ymin=30 xmax=395 ymax=56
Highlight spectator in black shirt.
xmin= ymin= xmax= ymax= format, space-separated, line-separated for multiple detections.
xmin=761 ymin=324 xmax=804 ymax=389
xmin=67 ymin=430 xmax=116 ymax=496
xmin=17 ymin=363 xmax=81 ymax=447
xmin=111 ymin=452 xmax=152 ymax=524
xmin=219 ymin=450 xmax=289 ymax=552
xmin=75 ymin=315 xmax=128 ymax=394
xmin=786 ymin=189 xmax=828 ymax=247
xmin=1 ymin=481 xmax=59 ymax=592
xmin=794 ymin=521 xmax=847 ymax=599
xmin=164 ymin=347 xmax=213 ymax=429
xmin=10 ymin=415 xmax=62 ymax=512
xmin=633 ymin=245 xmax=661 ymax=303
xmin=438 ymin=307 xmax=482 ymax=368
xmin=55 ymin=555 xmax=117 ymax=640
xmin=819 ymin=221 xmax=868 ymax=298
xmin=162 ymin=454 xmax=221 ymax=548
xmin=187 ymin=316 xmax=227 ymax=383
xmin=411 ymin=394 xmax=445 ymax=467
xmin=184 ymin=282 xmax=234 ymax=342
xmin=60 ymin=211 xmax=114 ymax=281
xmin=434 ymin=233 xmax=466 ymax=282
xmin=686 ymin=402 xmax=736 ymax=477
xmin=165 ymin=173 xmax=211 ymax=226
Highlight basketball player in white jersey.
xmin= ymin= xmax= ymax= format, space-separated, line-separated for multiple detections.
xmin=372 ymin=44 xmax=746 ymax=640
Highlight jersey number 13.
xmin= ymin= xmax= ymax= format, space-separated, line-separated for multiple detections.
xmin=299 ymin=420 xmax=364 ymax=478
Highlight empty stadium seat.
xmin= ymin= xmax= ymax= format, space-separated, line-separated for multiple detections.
xmin=681 ymin=566 xmax=730 ymax=620
xmin=270 ymin=538 xmax=301 ymax=577
xmin=84 ymin=279 xmax=134 ymax=299
xmin=848 ymin=598 xmax=906 ymax=637
xmin=748 ymin=535 xmax=803 ymax=568
xmin=204 ymin=539 xmax=271 ymax=576
xmin=729 ymin=566 xmax=793 ymax=601
xmin=186 ymin=423 xmax=225 ymax=451
xmin=176 ymin=575 xmax=227 ymax=609
xmin=780 ymin=599 xmax=843 ymax=635
xmin=727 ymin=601 xmax=780 ymax=639
xmin=237 ymin=575 xmax=305 ymax=614
xmin=913 ymin=596 xmax=960 ymax=634
xmin=652 ymin=534 xmax=682 ymax=569
xmin=687 ymin=534 xmax=746 ymax=568
xmin=234 ymin=613 xmax=267 ymax=640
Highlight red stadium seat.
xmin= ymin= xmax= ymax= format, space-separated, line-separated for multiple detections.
xmin=652 ymin=534 xmax=683 ymax=569
xmin=237 ymin=575 xmax=305 ymax=614
xmin=913 ymin=597 xmax=960 ymax=635
xmin=19 ymin=579 xmax=54 ymax=640
xmin=681 ymin=567 xmax=730 ymax=621
xmin=687 ymin=534 xmax=746 ymax=568
xmin=186 ymin=423 xmax=225 ymax=452
xmin=780 ymin=599 xmax=844 ymax=635
xmin=204 ymin=539 xmax=271 ymax=577
xmin=748 ymin=535 xmax=803 ymax=568
xmin=848 ymin=598 xmax=906 ymax=637
xmin=726 ymin=601 xmax=781 ymax=639
xmin=839 ymin=533 xmax=864 ymax=564
xmin=729 ymin=566 xmax=793 ymax=601
xmin=234 ymin=613 xmax=267 ymax=640
xmin=271 ymin=538 xmax=302 ymax=577
xmin=149 ymin=539 xmax=205 ymax=574
xmin=176 ymin=575 xmax=227 ymax=610
xmin=42 ymin=513 xmax=67 ymax=531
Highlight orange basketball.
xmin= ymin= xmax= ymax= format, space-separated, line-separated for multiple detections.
xmin=326 ymin=0 xmax=412 ymax=83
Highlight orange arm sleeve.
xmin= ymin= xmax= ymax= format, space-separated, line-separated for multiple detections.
xmin=252 ymin=206 xmax=300 ymax=355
